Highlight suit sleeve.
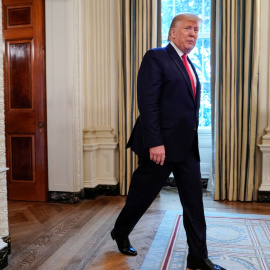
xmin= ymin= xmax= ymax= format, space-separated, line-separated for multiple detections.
xmin=137 ymin=49 xmax=164 ymax=149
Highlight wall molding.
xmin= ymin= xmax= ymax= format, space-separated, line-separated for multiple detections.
xmin=258 ymin=144 xmax=270 ymax=193
xmin=84 ymin=177 xmax=118 ymax=188
xmin=83 ymin=138 xmax=118 ymax=188
xmin=72 ymin=0 xmax=83 ymax=192
xmin=198 ymin=127 xmax=212 ymax=179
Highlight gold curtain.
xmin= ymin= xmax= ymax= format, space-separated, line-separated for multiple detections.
xmin=117 ymin=0 xmax=161 ymax=195
xmin=213 ymin=0 xmax=260 ymax=201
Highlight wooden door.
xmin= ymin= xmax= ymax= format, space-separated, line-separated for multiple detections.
xmin=3 ymin=0 xmax=48 ymax=201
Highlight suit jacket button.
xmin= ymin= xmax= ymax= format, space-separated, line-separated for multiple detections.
xmin=194 ymin=126 xmax=197 ymax=131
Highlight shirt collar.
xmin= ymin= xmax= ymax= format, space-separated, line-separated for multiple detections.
xmin=170 ymin=41 xmax=185 ymax=59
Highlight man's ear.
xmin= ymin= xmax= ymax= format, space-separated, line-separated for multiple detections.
xmin=170 ymin=28 xmax=176 ymax=39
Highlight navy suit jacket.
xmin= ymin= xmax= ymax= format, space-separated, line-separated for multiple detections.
xmin=127 ymin=43 xmax=201 ymax=163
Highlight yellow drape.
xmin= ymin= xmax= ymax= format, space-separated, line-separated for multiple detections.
xmin=117 ymin=0 xmax=161 ymax=195
xmin=213 ymin=0 xmax=260 ymax=201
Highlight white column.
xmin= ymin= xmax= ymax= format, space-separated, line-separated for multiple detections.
xmin=258 ymin=0 xmax=270 ymax=197
xmin=82 ymin=0 xmax=119 ymax=188
xmin=0 ymin=76 xmax=8 ymax=240
xmin=0 ymin=0 xmax=9 ymax=250
xmin=46 ymin=0 xmax=83 ymax=192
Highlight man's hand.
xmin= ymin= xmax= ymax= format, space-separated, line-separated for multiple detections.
xmin=149 ymin=145 xmax=166 ymax=165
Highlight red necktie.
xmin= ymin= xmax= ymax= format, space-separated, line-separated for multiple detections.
xmin=182 ymin=54 xmax=196 ymax=98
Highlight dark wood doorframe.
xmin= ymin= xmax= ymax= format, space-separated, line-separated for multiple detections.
xmin=3 ymin=0 xmax=48 ymax=201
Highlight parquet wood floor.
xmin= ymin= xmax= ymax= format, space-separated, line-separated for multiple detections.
xmin=6 ymin=188 xmax=270 ymax=270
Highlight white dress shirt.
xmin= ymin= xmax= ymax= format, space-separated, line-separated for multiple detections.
xmin=170 ymin=41 xmax=197 ymax=89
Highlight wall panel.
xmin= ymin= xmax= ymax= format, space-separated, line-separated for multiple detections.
xmin=45 ymin=0 xmax=83 ymax=192
xmin=82 ymin=0 xmax=119 ymax=188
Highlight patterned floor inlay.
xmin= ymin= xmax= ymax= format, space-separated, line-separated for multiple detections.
xmin=141 ymin=211 xmax=270 ymax=270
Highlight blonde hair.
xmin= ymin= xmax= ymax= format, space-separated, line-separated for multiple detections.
xmin=167 ymin=13 xmax=203 ymax=41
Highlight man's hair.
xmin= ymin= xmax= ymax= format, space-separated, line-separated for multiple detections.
xmin=167 ymin=13 xmax=204 ymax=41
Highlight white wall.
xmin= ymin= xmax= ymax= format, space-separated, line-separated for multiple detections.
xmin=46 ymin=0 xmax=119 ymax=192
xmin=46 ymin=0 xmax=83 ymax=192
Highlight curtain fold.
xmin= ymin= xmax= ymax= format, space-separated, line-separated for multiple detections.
xmin=118 ymin=0 xmax=161 ymax=195
xmin=213 ymin=0 xmax=260 ymax=201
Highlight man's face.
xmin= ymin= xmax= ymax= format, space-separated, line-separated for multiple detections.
xmin=171 ymin=19 xmax=199 ymax=54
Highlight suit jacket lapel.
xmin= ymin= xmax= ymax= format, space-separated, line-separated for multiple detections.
xmin=166 ymin=43 xmax=196 ymax=103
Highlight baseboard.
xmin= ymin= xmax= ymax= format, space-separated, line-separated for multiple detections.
xmin=48 ymin=184 xmax=120 ymax=203
xmin=84 ymin=184 xmax=119 ymax=200
xmin=0 ymin=235 xmax=10 ymax=269
xmin=164 ymin=177 xmax=209 ymax=189
xmin=48 ymin=189 xmax=84 ymax=204
xmin=163 ymin=177 xmax=177 ymax=187
xmin=258 ymin=191 xmax=270 ymax=203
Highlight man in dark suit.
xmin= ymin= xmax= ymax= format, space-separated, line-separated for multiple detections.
xmin=111 ymin=13 xmax=226 ymax=270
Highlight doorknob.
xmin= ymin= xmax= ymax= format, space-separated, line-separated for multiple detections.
xmin=38 ymin=121 xmax=44 ymax=128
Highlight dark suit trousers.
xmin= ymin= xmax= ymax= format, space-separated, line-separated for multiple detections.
xmin=113 ymin=144 xmax=208 ymax=259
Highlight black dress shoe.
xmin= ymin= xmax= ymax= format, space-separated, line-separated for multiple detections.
xmin=187 ymin=258 xmax=226 ymax=270
xmin=111 ymin=229 xmax=137 ymax=256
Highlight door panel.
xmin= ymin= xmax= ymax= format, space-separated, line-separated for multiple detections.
xmin=10 ymin=135 xmax=35 ymax=180
xmin=7 ymin=6 xmax=32 ymax=28
xmin=3 ymin=0 xmax=47 ymax=201
xmin=9 ymin=41 xmax=32 ymax=109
